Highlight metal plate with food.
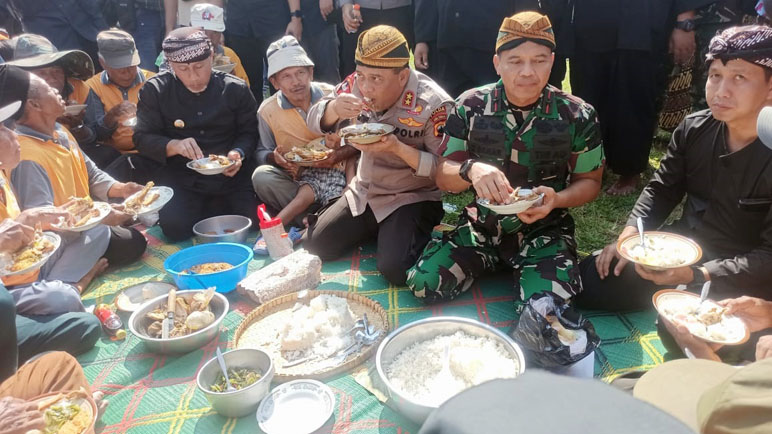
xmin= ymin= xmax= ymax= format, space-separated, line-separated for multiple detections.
xmin=256 ymin=379 xmax=335 ymax=434
xmin=340 ymin=123 xmax=396 ymax=145
xmin=115 ymin=281 xmax=177 ymax=313
xmin=617 ymin=231 xmax=702 ymax=271
xmin=0 ymin=231 xmax=61 ymax=277
xmin=283 ymin=137 xmax=333 ymax=166
xmin=122 ymin=182 xmax=173 ymax=216
xmin=476 ymin=187 xmax=545 ymax=215
xmin=234 ymin=290 xmax=389 ymax=381
xmin=653 ymin=289 xmax=749 ymax=345
xmin=33 ymin=388 xmax=97 ymax=434
xmin=54 ymin=198 xmax=112 ymax=232
xmin=186 ymin=154 xmax=234 ymax=175
xmin=128 ymin=288 xmax=229 ymax=354
xmin=64 ymin=104 xmax=87 ymax=116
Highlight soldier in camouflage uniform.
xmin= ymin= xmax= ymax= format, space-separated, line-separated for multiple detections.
xmin=406 ymin=12 xmax=605 ymax=310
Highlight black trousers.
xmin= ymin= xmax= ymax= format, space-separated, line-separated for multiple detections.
xmin=302 ymin=197 xmax=444 ymax=285
xmin=104 ymin=226 xmax=148 ymax=267
xmin=338 ymin=6 xmax=415 ymax=78
xmin=570 ymin=49 xmax=663 ymax=177
xmin=158 ymin=181 xmax=258 ymax=242
xmin=435 ymin=47 xmax=500 ymax=99
xmin=103 ymin=154 xmax=163 ymax=184
xmin=226 ymin=33 xmax=274 ymax=105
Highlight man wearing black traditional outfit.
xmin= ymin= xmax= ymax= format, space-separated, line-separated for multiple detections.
xmin=576 ymin=25 xmax=772 ymax=311
xmin=133 ymin=27 xmax=259 ymax=241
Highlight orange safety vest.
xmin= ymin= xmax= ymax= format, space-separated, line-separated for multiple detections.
xmin=0 ymin=171 xmax=39 ymax=286
xmin=85 ymin=69 xmax=154 ymax=152
xmin=18 ymin=127 xmax=91 ymax=206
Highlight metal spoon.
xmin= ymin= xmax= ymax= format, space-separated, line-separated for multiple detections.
xmin=215 ymin=347 xmax=236 ymax=392
xmin=699 ymin=280 xmax=711 ymax=305
xmin=636 ymin=217 xmax=647 ymax=252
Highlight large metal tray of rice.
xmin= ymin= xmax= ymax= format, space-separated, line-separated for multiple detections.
xmin=234 ymin=290 xmax=389 ymax=381
xmin=375 ymin=317 xmax=525 ymax=425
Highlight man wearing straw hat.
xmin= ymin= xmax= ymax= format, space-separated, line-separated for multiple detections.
xmin=303 ymin=25 xmax=453 ymax=285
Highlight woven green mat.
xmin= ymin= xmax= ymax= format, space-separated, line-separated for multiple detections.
xmin=78 ymin=226 xmax=666 ymax=433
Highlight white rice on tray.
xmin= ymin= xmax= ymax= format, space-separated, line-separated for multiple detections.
xmin=385 ymin=331 xmax=519 ymax=407
xmin=280 ymin=294 xmax=356 ymax=361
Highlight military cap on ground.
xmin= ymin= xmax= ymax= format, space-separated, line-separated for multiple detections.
xmin=496 ymin=11 xmax=556 ymax=53
xmin=707 ymin=24 xmax=772 ymax=70
xmin=6 ymin=34 xmax=94 ymax=81
xmin=355 ymin=25 xmax=409 ymax=69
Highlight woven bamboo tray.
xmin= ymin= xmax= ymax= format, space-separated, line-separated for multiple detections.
xmin=233 ymin=290 xmax=390 ymax=381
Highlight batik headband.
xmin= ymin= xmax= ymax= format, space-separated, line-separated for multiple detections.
xmin=707 ymin=25 xmax=772 ymax=70
xmin=162 ymin=30 xmax=212 ymax=64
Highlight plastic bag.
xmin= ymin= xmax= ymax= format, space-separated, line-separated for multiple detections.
xmin=509 ymin=292 xmax=600 ymax=369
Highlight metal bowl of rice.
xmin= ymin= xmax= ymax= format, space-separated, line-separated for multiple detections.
xmin=375 ymin=316 xmax=525 ymax=425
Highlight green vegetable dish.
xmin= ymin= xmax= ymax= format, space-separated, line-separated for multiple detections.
xmin=209 ymin=368 xmax=262 ymax=392
xmin=44 ymin=403 xmax=82 ymax=434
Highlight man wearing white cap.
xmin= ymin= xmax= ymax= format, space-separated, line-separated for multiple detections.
xmin=251 ymin=35 xmax=357 ymax=242
xmin=189 ymin=3 xmax=250 ymax=85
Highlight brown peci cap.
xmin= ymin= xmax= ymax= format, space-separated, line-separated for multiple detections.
xmin=496 ymin=11 xmax=556 ymax=53
xmin=355 ymin=25 xmax=409 ymax=69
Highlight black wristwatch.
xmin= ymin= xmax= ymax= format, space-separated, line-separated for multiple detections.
xmin=675 ymin=19 xmax=696 ymax=31
xmin=459 ymin=159 xmax=476 ymax=183
xmin=691 ymin=265 xmax=707 ymax=285
xmin=290 ymin=9 xmax=303 ymax=19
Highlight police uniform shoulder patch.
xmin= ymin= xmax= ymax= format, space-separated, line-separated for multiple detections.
xmin=430 ymin=106 xmax=448 ymax=137
xmin=402 ymin=91 xmax=415 ymax=107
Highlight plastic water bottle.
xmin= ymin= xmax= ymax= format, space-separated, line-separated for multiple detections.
xmin=95 ymin=304 xmax=126 ymax=340
xmin=257 ymin=204 xmax=293 ymax=260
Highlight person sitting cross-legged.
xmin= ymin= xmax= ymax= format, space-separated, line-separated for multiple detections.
xmin=574 ymin=25 xmax=772 ymax=314
xmin=407 ymin=12 xmax=604 ymax=311
xmin=7 ymin=67 xmax=148 ymax=314
xmin=302 ymin=25 xmax=454 ymax=285
xmin=133 ymin=27 xmax=259 ymax=241
xmin=251 ymin=36 xmax=357 ymax=250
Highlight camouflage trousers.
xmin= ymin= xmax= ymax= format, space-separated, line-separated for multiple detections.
xmin=406 ymin=206 xmax=581 ymax=311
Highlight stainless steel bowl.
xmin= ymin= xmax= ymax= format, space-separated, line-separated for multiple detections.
xmin=375 ymin=316 xmax=526 ymax=425
xmin=193 ymin=215 xmax=252 ymax=245
xmin=196 ymin=348 xmax=275 ymax=418
xmin=128 ymin=290 xmax=229 ymax=354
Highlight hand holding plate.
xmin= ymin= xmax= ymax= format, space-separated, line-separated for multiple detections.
xmin=517 ymin=186 xmax=556 ymax=224
xmin=222 ymin=150 xmax=242 ymax=177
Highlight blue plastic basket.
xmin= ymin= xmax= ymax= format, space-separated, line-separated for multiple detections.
xmin=163 ymin=243 xmax=253 ymax=293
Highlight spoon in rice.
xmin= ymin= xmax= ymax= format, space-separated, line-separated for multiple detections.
xmin=636 ymin=217 xmax=647 ymax=253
